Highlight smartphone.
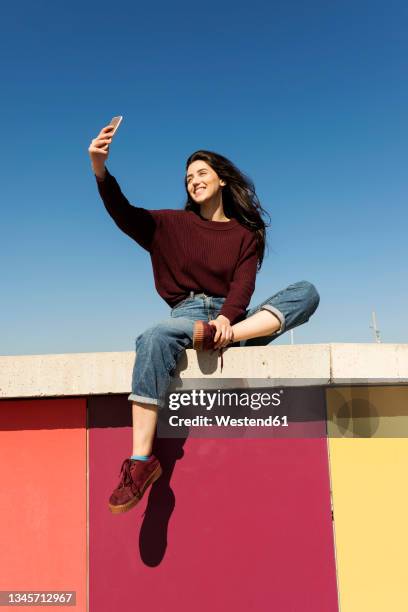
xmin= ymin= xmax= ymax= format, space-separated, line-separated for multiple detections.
xmin=109 ymin=115 xmax=123 ymax=137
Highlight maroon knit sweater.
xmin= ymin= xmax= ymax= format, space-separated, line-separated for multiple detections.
xmin=95 ymin=167 xmax=259 ymax=325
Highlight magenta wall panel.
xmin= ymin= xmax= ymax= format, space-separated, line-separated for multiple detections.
xmin=88 ymin=395 xmax=338 ymax=611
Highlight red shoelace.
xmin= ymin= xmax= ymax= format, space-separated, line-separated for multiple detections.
xmin=218 ymin=347 xmax=224 ymax=372
xmin=118 ymin=458 xmax=145 ymax=491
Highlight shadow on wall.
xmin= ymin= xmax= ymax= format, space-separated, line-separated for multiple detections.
xmin=88 ymin=394 xmax=187 ymax=567
xmin=327 ymin=385 xmax=408 ymax=438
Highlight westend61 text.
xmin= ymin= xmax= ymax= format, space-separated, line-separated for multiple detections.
xmin=169 ymin=415 xmax=288 ymax=427
xmin=167 ymin=389 xmax=283 ymax=411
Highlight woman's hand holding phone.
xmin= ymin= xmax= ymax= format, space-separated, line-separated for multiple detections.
xmin=88 ymin=117 xmax=122 ymax=180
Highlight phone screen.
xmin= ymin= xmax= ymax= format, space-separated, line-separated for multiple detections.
xmin=109 ymin=115 xmax=123 ymax=136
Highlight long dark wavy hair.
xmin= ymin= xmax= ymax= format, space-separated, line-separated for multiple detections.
xmin=183 ymin=150 xmax=271 ymax=270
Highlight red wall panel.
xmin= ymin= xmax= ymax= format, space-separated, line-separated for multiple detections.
xmin=0 ymin=398 xmax=87 ymax=611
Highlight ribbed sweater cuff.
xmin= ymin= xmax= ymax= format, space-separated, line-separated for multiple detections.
xmin=94 ymin=166 xmax=111 ymax=183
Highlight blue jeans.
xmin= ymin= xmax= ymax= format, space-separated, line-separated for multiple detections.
xmin=128 ymin=280 xmax=320 ymax=407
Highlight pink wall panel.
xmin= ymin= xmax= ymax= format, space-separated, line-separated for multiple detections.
xmin=88 ymin=395 xmax=338 ymax=611
xmin=0 ymin=398 xmax=87 ymax=611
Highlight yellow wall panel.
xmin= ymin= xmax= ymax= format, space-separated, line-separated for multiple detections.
xmin=327 ymin=386 xmax=408 ymax=612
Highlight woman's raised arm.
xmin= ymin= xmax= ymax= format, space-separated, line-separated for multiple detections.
xmin=88 ymin=124 xmax=157 ymax=252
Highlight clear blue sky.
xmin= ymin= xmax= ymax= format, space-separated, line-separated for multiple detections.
xmin=1 ymin=0 xmax=407 ymax=355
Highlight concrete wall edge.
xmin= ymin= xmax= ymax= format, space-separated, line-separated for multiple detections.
xmin=0 ymin=343 xmax=407 ymax=399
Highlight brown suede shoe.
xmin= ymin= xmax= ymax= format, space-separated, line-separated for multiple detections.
xmin=193 ymin=320 xmax=217 ymax=351
xmin=193 ymin=321 xmax=234 ymax=372
xmin=109 ymin=456 xmax=162 ymax=514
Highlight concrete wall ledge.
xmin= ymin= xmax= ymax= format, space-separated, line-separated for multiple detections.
xmin=0 ymin=343 xmax=407 ymax=399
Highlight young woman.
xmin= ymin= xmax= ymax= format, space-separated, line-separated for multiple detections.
xmin=88 ymin=124 xmax=320 ymax=514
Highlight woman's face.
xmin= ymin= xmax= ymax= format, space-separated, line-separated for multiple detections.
xmin=186 ymin=160 xmax=225 ymax=203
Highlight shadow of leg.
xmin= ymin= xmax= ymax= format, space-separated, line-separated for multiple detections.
xmin=139 ymin=435 xmax=187 ymax=566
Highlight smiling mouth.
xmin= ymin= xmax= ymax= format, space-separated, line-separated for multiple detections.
xmin=194 ymin=187 xmax=206 ymax=195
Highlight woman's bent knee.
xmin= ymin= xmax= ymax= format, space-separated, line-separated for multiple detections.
xmin=307 ymin=282 xmax=320 ymax=310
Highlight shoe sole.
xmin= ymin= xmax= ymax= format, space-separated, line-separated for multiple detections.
xmin=193 ymin=320 xmax=206 ymax=350
xmin=108 ymin=464 xmax=163 ymax=514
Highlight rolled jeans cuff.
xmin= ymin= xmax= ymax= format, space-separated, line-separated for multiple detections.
xmin=128 ymin=393 xmax=160 ymax=407
xmin=260 ymin=304 xmax=285 ymax=333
